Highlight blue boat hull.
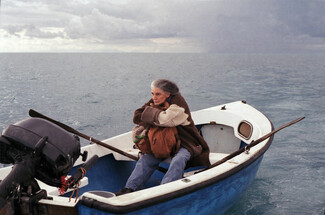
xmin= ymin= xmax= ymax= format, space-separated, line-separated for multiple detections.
xmin=76 ymin=154 xmax=264 ymax=215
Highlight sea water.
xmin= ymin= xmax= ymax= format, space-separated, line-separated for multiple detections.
xmin=0 ymin=53 xmax=324 ymax=214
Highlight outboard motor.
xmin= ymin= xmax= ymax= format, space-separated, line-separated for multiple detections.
xmin=0 ymin=117 xmax=91 ymax=213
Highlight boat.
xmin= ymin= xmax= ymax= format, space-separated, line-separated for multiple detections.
xmin=0 ymin=101 xmax=303 ymax=215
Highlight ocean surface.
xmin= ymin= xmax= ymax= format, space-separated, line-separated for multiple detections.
xmin=0 ymin=53 xmax=324 ymax=214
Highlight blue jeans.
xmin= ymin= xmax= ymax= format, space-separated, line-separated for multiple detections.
xmin=125 ymin=147 xmax=191 ymax=191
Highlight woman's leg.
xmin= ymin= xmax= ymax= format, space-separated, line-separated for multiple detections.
xmin=125 ymin=153 xmax=161 ymax=191
xmin=161 ymin=147 xmax=191 ymax=184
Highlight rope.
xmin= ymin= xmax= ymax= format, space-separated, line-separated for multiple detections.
xmin=68 ymin=167 xmax=87 ymax=202
xmin=80 ymin=167 xmax=86 ymax=178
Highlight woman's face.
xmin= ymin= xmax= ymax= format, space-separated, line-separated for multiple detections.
xmin=151 ymin=87 xmax=170 ymax=105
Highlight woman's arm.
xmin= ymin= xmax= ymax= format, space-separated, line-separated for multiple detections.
xmin=133 ymin=99 xmax=159 ymax=127
xmin=140 ymin=96 xmax=190 ymax=127
xmin=153 ymin=104 xmax=190 ymax=127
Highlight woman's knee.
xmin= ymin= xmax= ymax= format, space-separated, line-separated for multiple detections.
xmin=175 ymin=147 xmax=191 ymax=161
xmin=138 ymin=154 xmax=161 ymax=169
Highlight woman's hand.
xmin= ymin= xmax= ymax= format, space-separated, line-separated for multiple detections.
xmin=140 ymin=106 xmax=162 ymax=125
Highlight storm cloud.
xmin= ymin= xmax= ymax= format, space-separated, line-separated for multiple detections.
xmin=1 ymin=0 xmax=325 ymax=52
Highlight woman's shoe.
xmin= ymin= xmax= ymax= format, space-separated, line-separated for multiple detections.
xmin=114 ymin=188 xmax=134 ymax=196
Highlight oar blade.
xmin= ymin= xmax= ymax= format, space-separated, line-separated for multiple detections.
xmin=29 ymin=109 xmax=80 ymax=135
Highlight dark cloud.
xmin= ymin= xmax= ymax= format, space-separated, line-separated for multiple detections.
xmin=274 ymin=1 xmax=325 ymax=38
xmin=179 ymin=0 xmax=325 ymax=52
xmin=1 ymin=0 xmax=325 ymax=52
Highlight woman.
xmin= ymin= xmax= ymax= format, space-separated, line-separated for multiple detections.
xmin=115 ymin=79 xmax=210 ymax=195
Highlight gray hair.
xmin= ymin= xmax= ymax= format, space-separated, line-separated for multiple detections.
xmin=151 ymin=79 xmax=179 ymax=95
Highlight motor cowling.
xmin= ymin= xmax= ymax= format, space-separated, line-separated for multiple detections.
xmin=1 ymin=117 xmax=81 ymax=187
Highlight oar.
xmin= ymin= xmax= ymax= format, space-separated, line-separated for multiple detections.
xmin=201 ymin=116 xmax=305 ymax=171
xmin=29 ymin=109 xmax=139 ymax=161
xmin=29 ymin=109 xmax=168 ymax=174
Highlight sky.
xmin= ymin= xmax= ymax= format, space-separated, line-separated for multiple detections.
xmin=0 ymin=0 xmax=325 ymax=53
